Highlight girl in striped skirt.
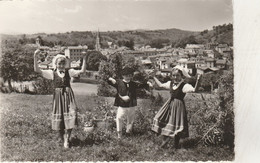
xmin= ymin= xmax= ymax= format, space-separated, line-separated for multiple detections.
xmin=34 ymin=49 xmax=86 ymax=148
xmin=151 ymin=66 xmax=201 ymax=149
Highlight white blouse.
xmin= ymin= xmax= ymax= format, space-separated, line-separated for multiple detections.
xmin=41 ymin=69 xmax=82 ymax=80
xmin=160 ymin=81 xmax=195 ymax=93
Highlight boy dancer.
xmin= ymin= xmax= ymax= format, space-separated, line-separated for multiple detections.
xmin=108 ymin=67 xmax=152 ymax=139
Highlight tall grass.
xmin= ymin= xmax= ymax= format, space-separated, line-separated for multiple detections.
xmin=0 ymin=93 xmax=234 ymax=161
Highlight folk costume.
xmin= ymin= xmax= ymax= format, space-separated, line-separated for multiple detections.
xmin=41 ymin=57 xmax=82 ymax=131
xmin=108 ymin=79 xmax=149 ymax=134
xmin=151 ymin=80 xmax=195 ymax=139
xmin=151 ymin=63 xmax=196 ymax=141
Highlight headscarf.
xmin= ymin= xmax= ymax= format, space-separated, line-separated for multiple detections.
xmin=173 ymin=65 xmax=191 ymax=78
xmin=52 ymin=54 xmax=67 ymax=70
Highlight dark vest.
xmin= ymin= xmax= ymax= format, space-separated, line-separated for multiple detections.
xmin=170 ymin=81 xmax=186 ymax=101
xmin=117 ymin=80 xmax=129 ymax=96
xmin=53 ymin=69 xmax=71 ymax=88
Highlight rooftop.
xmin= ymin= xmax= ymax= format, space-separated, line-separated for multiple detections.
xmin=177 ymin=58 xmax=188 ymax=63
xmin=216 ymin=59 xmax=227 ymax=64
xmin=161 ymin=68 xmax=172 ymax=72
xmin=205 ymin=58 xmax=215 ymax=62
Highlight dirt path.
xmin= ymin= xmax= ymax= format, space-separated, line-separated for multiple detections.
xmin=71 ymin=82 xmax=98 ymax=95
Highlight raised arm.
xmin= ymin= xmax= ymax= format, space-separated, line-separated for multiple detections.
xmin=153 ymin=77 xmax=163 ymax=87
xmin=34 ymin=49 xmax=42 ymax=73
xmin=68 ymin=56 xmax=87 ymax=77
xmin=194 ymin=74 xmax=201 ymax=92
xmin=153 ymin=77 xmax=170 ymax=89
xmin=79 ymin=55 xmax=87 ymax=74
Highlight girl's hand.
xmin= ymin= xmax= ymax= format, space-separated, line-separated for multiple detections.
xmin=147 ymin=81 xmax=153 ymax=88
xmin=197 ymin=74 xmax=201 ymax=80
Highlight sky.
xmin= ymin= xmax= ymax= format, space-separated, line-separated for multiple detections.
xmin=0 ymin=0 xmax=233 ymax=34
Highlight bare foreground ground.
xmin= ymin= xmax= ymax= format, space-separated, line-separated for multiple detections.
xmin=0 ymin=83 xmax=234 ymax=161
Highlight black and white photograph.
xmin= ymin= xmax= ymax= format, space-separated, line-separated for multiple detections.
xmin=0 ymin=0 xmax=259 ymax=162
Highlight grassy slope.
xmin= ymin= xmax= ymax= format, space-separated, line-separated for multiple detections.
xmin=0 ymin=93 xmax=234 ymax=161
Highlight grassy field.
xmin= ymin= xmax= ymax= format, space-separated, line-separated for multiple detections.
xmin=0 ymin=93 xmax=234 ymax=162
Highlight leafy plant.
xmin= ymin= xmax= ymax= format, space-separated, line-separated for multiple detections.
xmin=32 ymin=77 xmax=54 ymax=94
xmin=0 ymin=41 xmax=36 ymax=91
xmin=189 ymin=69 xmax=234 ymax=148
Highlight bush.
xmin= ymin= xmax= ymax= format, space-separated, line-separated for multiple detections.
xmin=217 ymin=69 xmax=234 ymax=148
xmin=189 ymin=69 xmax=234 ymax=148
xmin=32 ymin=77 xmax=54 ymax=95
xmin=97 ymin=81 xmax=117 ymax=97
xmin=150 ymin=92 xmax=165 ymax=107
xmin=0 ymin=81 xmax=11 ymax=93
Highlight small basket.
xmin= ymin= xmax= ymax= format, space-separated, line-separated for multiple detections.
xmin=83 ymin=125 xmax=95 ymax=133
xmin=83 ymin=121 xmax=95 ymax=133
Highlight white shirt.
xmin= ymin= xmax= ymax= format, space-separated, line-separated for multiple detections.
xmin=160 ymin=81 xmax=195 ymax=93
xmin=41 ymin=69 xmax=82 ymax=80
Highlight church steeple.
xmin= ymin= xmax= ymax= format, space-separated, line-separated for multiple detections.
xmin=95 ymin=29 xmax=101 ymax=51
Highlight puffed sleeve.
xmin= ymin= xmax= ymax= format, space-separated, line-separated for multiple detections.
xmin=182 ymin=83 xmax=195 ymax=93
xmin=41 ymin=70 xmax=53 ymax=80
xmin=68 ymin=69 xmax=81 ymax=77
xmin=160 ymin=81 xmax=171 ymax=89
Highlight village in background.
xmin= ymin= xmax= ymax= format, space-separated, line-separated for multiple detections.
xmin=25 ymin=25 xmax=232 ymax=77
xmin=0 ymin=23 xmax=233 ymax=94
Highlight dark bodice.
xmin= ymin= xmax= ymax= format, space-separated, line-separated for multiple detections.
xmin=170 ymin=82 xmax=186 ymax=101
xmin=108 ymin=79 xmax=149 ymax=107
xmin=53 ymin=69 xmax=71 ymax=88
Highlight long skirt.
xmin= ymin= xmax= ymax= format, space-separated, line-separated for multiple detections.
xmin=151 ymin=98 xmax=189 ymax=138
xmin=52 ymin=87 xmax=78 ymax=130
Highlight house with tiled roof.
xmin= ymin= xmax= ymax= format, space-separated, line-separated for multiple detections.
xmin=206 ymin=42 xmax=218 ymax=50
xmin=195 ymin=60 xmax=206 ymax=68
xmin=215 ymin=44 xmax=231 ymax=54
xmin=177 ymin=58 xmax=196 ymax=75
xmin=205 ymin=57 xmax=215 ymax=68
xmin=203 ymin=50 xmax=215 ymax=58
xmin=160 ymin=68 xmax=172 ymax=77
xmin=216 ymin=59 xmax=227 ymax=69
xmin=156 ymin=57 xmax=170 ymax=70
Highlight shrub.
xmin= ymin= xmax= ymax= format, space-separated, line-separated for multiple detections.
xmin=134 ymin=108 xmax=153 ymax=134
xmin=32 ymin=77 xmax=54 ymax=95
xmin=97 ymin=81 xmax=117 ymax=97
xmin=0 ymin=84 xmax=12 ymax=93
xmin=150 ymin=92 xmax=165 ymax=107
xmin=189 ymin=69 xmax=234 ymax=148
xmin=217 ymin=69 xmax=234 ymax=148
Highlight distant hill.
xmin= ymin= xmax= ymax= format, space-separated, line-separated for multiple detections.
xmin=1 ymin=24 xmax=233 ymax=49
xmin=172 ymin=23 xmax=233 ymax=48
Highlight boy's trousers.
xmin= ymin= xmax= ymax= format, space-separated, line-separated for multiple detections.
xmin=116 ymin=106 xmax=136 ymax=133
